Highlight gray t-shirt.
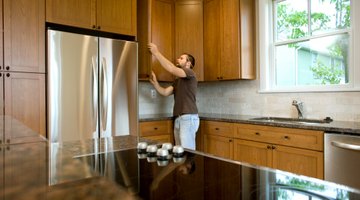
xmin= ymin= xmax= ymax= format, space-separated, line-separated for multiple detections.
xmin=172 ymin=67 xmax=198 ymax=116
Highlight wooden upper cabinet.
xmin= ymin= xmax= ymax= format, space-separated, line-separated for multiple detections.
xmin=3 ymin=0 xmax=45 ymax=73
xmin=138 ymin=0 xmax=204 ymax=82
xmin=46 ymin=0 xmax=94 ymax=29
xmin=138 ymin=0 xmax=175 ymax=82
xmin=204 ymin=0 xmax=255 ymax=81
xmin=175 ymin=0 xmax=204 ymax=81
xmin=46 ymin=0 xmax=137 ymax=36
xmin=0 ymin=1 xmax=3 ymax=71
xmin=151 ymin=0 xmax=175 ymax=82
xmin=96 ymin=0 xmax=137 ymax=36
xmin=203 ymin=0 xmax=220 ymax=81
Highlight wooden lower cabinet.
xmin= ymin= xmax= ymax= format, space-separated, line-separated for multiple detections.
xmin=139 ymin=120 xmax=173 ymax=143
xmin=272 ymin=144 xmax=323 ymax=179
xmin=233 ymin=139 xmax=272 ymax=168
xmin=142 ymin=135 xmax=171 ymax=143
xmin=202 ymin=120 xmax=235 ymax=159
xmin=233 ymin=139 xmax=324 ymax=179
xmin=203 ymin=120 xmax=324 ymax=179
xmin=204 ymin=134 xmax=233 ymax=159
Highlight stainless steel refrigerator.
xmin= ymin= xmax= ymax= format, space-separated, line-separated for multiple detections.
xmin=47 ymin=30 xmax=138 ymax=143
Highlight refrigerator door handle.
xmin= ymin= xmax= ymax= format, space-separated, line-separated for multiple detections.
xmin=101 ymin=57 xmax=108 ymax=132
xmin=92 ymin=57 xmax=98 ymax=133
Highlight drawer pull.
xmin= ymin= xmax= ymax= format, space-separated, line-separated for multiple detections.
xmin=215 ymin=128 xmax=220 ymax=130
xmin=283 ymin=136 xmax=290 ymax=140
xmin=255 ymin=132 xmax=260 ymax=136
xmin=267 ymin=145 xmax=271 ymax=149
xmin=154 ymin=127 xmax=158 ymax=130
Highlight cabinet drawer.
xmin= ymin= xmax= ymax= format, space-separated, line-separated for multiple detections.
xmin=139 ymin=120 xmax=172 ymax=137
xmin=202 ymin=121 xmax=235 ymax=137
xmin=142 ymin=135 xmax=171 ymax=143
xmin=235 ymin=124 xmax=323 ymax=151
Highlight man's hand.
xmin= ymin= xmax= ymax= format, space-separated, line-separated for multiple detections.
xmin=149 ymin=71 xmax=158 ymax=86
xmin=148 ymin=43 xmax=159 ymax=55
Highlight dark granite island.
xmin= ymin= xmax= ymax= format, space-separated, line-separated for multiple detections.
xmin=3 ymin=136 xmax=360 ymax=199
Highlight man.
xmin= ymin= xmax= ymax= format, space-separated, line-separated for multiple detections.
xmin=148 ymin=43 xmax=199 ymax=150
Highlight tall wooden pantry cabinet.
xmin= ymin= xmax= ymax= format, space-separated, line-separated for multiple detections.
xmin=0 ymin=0 xmax=46 ymax=144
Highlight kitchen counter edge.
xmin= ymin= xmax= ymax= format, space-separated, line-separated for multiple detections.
xmin=139 ymin=113 xmax=360 ymax=135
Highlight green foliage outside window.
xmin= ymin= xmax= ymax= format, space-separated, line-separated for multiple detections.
xmin=276 ymin=0 xmax=350 ymax=85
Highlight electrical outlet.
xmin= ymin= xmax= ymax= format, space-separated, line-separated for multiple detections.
xmin=151 ymin=89 xmax=157 ymax=98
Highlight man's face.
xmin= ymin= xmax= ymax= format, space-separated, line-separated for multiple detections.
xmin=176 ymin=54 xmax=188 ymax=68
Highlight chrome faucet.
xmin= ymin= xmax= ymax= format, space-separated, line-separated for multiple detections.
xmin=292 ymin=100 xmax=304 ymax=119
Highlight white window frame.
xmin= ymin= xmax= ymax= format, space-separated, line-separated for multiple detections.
xmin=258 ymin=0 xmax=360 ymax=93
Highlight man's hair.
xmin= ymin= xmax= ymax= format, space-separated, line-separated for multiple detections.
xmin=184 ymin=53 xmax=195 ymax=69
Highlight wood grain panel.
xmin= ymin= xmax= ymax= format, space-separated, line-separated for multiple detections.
xmin=202 ymin=120 xmax=235 ymax=137
xmin=221 ymin=0 xmax=240 ymax=79
xmin=175 ymin=0 xmax=204 ymax=81
xmin=4 ymin=0 xmax=45 ymax=73
xmin=204 ymin=0 xmax=220 ymax=81
xmin=239 ymin=0 xmax=256 ymax=79
xmin=233 ymin=139 xmax=272 ymax=167
xmin=0 ymin=2 xmax=3 ymax=71
xmin=4 ymin=73 xmax=46 ymax=143
xmin=137 ymin=0 xmax=151 ymax=80
xmin=46 ymin=0 xmax=95 ymax=29
xmin=151 ymin=0 xmax=175 ymax=81
xmin=235 ymin=123 xmax=324 ymax=151
xmin=204 ymin=134 xmax=233 ymax=159
xmin=273 ymin=145 xmax=324 ymax=179
xmin=97 ymin=0 xmax=137 ymax=35
xmin=140 ymin=120 xmax=173 ymax=136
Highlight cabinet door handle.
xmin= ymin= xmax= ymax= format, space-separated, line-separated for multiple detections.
xmin=6 ymin=66 xmax=10 ymax=70
xmin=272 ymin=145 xmax=276 ymax=150
xmin=97 ymin=26 xmax=101 ymax=30
xmin=229 ymin=139 xmax=232 ymax=142
xmin=92 ymin=25 xmax=96 ymax=29
xmin=267 ymin=145 xmax=271 ymax=149
xmin=6 ymin=73 xmax=10 ymax=77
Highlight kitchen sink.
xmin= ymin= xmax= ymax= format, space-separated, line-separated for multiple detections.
xmin=249 ymin=116 xmax=333 ymax=124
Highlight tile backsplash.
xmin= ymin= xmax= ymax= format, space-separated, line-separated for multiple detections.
xmin=139 ymin=81 xmax=360 ymax=122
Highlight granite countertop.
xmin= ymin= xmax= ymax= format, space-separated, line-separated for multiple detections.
xmin=3 ymin=136 xmax=151 ymax=199
xmin=140 ymin=113 xmax=360 ymax=135
xmin=4 ymin=135 xmax=360 ymax=199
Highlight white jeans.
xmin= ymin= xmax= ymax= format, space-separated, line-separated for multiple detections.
xmin=174 ymin=114 xmax=200 ymax=150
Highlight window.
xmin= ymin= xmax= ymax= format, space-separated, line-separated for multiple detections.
xmin=259 ymin=0 xmax=360 ymax=92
